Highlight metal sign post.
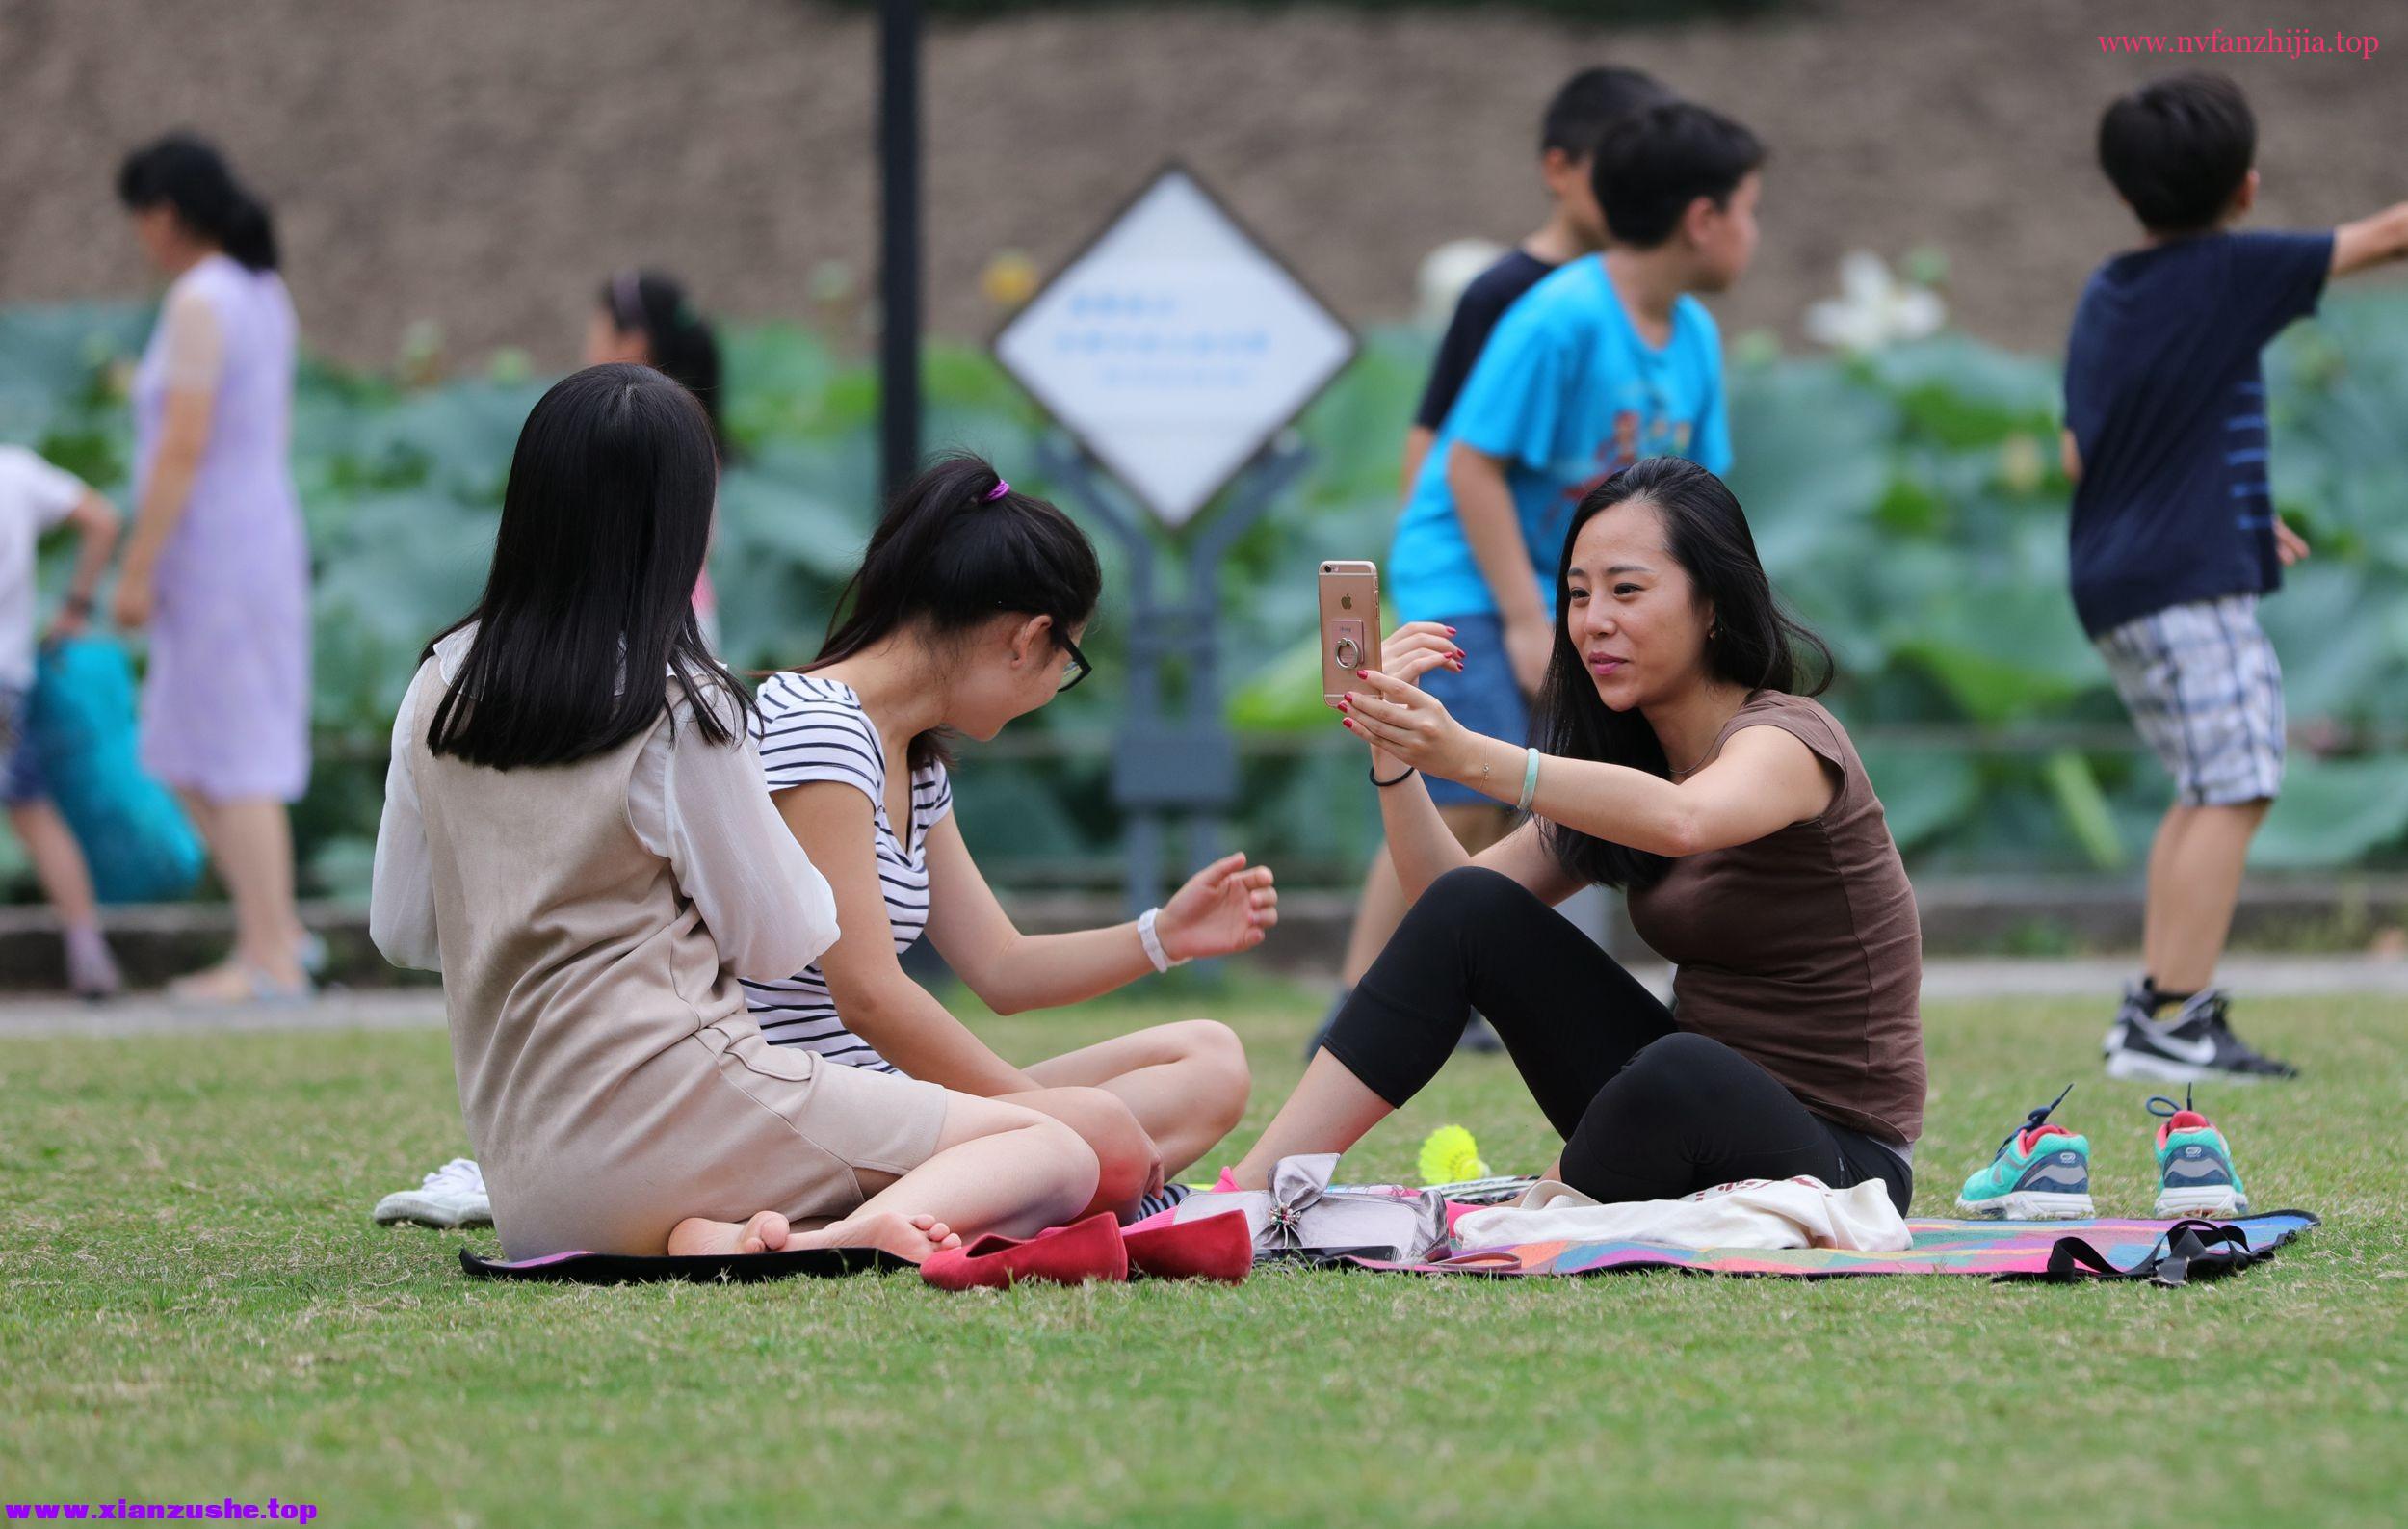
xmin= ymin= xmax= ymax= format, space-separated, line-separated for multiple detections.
xmin=1038 ymin=433 xmax=1312 ymax=936
xmin=877 ymin=0 xmax=922 ymax=504
xmin=995 ymin=164 xmax=1355 ymax=941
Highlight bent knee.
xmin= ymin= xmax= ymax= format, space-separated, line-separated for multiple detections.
xmin=1610 ymin=1032 xmax=1738 ymax=1115
xmin=1025 ymin=1113 xmax=1103 ymax=1213
xmin=1169 ymin=1018 xmax=1252 ymax=1129
xmin=1050 ymin=1086 xmax=1154 ymax=1202
xmin=1410 ymin=865 xmax=1533 ymax=935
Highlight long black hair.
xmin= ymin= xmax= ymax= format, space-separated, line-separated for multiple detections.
xmin=1532 ymin=456 xmax=1833 ymax=891
xmin=425 ymin=364 xmax=746 ymax=769
xmin=805 ymin=451 xmax=1100 ymax=772
xmin=117 ymin=133 xmax=278 ymax=272
xmin=600 ymin=270 xmax=725 ymax=455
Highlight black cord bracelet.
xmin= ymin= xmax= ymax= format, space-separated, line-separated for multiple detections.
xmin=1369 ymin=762 xmax=1417 ymax=788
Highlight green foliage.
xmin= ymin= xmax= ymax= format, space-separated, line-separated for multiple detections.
xmin=6 ymin=291 xmax=2406 ymax=894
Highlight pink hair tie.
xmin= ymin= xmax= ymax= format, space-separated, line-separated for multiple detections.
xmin=983 ymin=480 xmax=1010 ymax=502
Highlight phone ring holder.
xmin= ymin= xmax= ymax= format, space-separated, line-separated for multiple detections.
xmin=1333 ymin=637 xmax=1361 ymax=669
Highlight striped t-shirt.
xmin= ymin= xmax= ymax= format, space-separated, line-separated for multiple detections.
xmin=739 ymin=672 xmax=953 ymax=1070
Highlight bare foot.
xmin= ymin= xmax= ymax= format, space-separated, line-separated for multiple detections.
xmin=667 ymin=1210 xmax=792 ymax=1256
xmin=789 ymin=1211 xmax=960 ymax=1263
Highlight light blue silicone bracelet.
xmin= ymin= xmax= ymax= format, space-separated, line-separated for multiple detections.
xmin=1515 ymin=746 xmax=1540 ymax=813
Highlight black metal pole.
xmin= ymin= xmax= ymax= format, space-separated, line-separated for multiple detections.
xmin=878 ymin=0 xmax=923 ymax=503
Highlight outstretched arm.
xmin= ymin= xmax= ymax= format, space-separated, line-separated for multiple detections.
xmin=1344 ymin=667 xmax=1837 ymax=858
xmin=926 ymin=817 xmax=1276 ymax=1015
xmin=2332 ymin=201 xmax=2408 ymax=277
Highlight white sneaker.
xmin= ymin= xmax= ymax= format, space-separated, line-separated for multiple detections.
xmin=373 ymin=1157 xmax=492 ymax=1227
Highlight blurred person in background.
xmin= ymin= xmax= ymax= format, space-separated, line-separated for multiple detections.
xmin=0 ymin=446 xmax=125 ymax=997
xmin=586 ymin=268 xmax=724 ymax=649
xmin=111 ymin=132 xmax=314 ymax=1002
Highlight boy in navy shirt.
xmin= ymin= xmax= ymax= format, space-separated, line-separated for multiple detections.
xmin=2066 ymin=72 xmax=2408 ymax=1083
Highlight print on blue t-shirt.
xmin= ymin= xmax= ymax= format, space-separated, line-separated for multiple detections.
xmin=2062 ymin=228 xmax=2332 ymax=637
xmin=1389 ymin=257 xmax=1731 ymax=623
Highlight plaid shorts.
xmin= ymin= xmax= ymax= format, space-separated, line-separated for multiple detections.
xmin=2095 ymin=593 xmax=2284 ymax=807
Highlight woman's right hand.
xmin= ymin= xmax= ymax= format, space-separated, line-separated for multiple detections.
xmin=1377 ymin=621 xmax=1465 ymax=689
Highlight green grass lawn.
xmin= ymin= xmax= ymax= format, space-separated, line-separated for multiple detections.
xmin=4 ymin=982 xmax=2404 ymax=1528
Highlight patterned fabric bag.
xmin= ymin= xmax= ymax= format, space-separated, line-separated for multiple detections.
xmin=1173 ymin=1153 xmax=1447 ymax=1262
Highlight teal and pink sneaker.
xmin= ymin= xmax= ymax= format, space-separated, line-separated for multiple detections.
xmin=1956 ymin=1085 xmax=2096 ymax=1220
xmin=2149 ymin=1089 xmax=2250 ymax=1219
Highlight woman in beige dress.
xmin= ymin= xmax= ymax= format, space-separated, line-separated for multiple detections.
xmin=370 ymin=365 xmax=1105 ymax=1260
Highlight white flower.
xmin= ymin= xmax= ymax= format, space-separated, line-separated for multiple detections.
xmin=1415 ymin=238 xmax=1509 ymax=330
xmin=1803 ymin=250 xmax=1947 ymax=353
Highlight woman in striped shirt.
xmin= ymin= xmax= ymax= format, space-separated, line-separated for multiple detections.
xmin=749 ymin=453 xmax=1272 ymax=1220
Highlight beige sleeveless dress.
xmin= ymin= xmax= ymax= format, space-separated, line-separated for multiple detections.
xmin=380 ymin=645 xmax=948 ymax=1259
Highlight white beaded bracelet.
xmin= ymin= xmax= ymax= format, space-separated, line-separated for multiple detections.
xmin=1138 ymin=907 xmax=1186 ymax=973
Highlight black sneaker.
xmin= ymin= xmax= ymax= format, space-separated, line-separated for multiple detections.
xmin=2101 ymin=981 xmax=2152 ymax=1061
xmin=2104 ymin=989 xmax=2298 ymax=1083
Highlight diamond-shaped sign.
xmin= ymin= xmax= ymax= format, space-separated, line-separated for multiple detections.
xmin=994 ymin=163 xmax=1356 ymax=528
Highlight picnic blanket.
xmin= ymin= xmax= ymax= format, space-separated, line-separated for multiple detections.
xmin=1342 ymin=1211 xmax=2318 ymax=1286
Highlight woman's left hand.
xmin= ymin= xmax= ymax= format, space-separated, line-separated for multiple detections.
xmin=111 ymin=570 xmax=154 ymax=632
xmin=1338 ymin=668 xmax=1471 ymax=778
xmin=1158 ymin=852 xmax=1279 ymax=961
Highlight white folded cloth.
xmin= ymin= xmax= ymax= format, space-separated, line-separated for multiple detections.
xmin=1453 ymin=1174 xmax=1910 ymax=1252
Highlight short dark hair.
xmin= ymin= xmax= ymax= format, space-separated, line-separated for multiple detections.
xmin=116 ymin=133 xmax=278 ymax=271
xmin=1539 ymin=66 xmax=1675 ymax=158
xmin=805 ymin=451 xmax=1101 ymax=772
xmin=2098 ymin=72 xmax=2256 ymax=234
xmin=1531 ymin=457 xmax=1831 ymax=892
xmin=1591 ymin=102 xmax=1766 ymax=249
xmin=426 ymin=364 xmax=744 ymax=770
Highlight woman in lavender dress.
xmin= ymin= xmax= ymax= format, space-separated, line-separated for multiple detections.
xmin=111 ymin=135 xmax=312 ymax=1000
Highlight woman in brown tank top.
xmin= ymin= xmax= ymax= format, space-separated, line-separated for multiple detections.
xmin=1233 ymin=457 xmax=1926 ymax=1212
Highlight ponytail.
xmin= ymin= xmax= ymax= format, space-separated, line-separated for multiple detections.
xmin=600 ymin=270 xmax=725 ymax=456
xmin=803 ymin=452 xmax=1102 ymax=771
xmin=117 ymin=132 xmax=278 ymax=272
xmin=221 ymin=193 xmax=278 ymax=272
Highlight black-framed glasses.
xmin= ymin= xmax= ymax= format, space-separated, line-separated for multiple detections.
xmin=1055 ymin=631 xmax=1093 ymax=694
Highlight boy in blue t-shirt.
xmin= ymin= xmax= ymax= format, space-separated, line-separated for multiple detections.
xmin=1398 ymin=66 xmax=1674 ymax=497
xmin=1392 ymin=99 xmax=1758 ymax=745
xmin=2066 ymin=72 xmax=2408 ymax=1084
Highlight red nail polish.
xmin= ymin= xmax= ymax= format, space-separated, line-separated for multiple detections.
xmin=1355 ymin=670 xmax=1370 ymax=679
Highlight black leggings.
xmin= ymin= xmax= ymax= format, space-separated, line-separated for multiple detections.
xmin=1322 ymin=867 xmax=1913 ymax=1214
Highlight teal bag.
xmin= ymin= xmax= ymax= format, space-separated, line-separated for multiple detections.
xmin=25 ymin=636 xmax=206 ymax=903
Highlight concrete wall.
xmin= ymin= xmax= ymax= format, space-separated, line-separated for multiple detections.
xmin=2 ymin=0 xmax=2398 ymax=370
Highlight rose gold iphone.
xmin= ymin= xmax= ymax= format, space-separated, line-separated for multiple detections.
xmin=1318 ymin=560 xmax=1381 ymax=704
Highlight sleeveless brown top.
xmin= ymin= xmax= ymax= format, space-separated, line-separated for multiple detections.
xmin=1624 ymin=691 xmax=1925 ymax=1147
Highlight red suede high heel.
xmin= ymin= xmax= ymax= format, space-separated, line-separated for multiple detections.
xmin=1121 ymin=1209 xmax=1253 ymax=1282
xmin=919 ymin=1211 xmax=1129 ymax=1291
